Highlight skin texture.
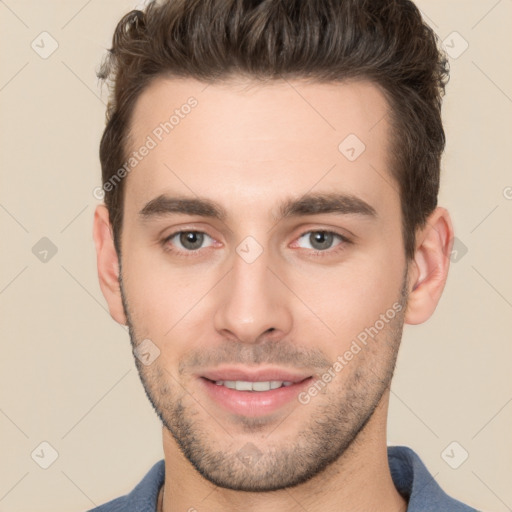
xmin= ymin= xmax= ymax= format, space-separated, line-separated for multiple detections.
xmin=94 ymin=77 xmax=454 ymax=512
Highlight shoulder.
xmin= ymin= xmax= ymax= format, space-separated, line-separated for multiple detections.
xmin=86 ymin=459 xmax=165 ymax=512
xmin=388 ymin=446 xmax=480 ymax=511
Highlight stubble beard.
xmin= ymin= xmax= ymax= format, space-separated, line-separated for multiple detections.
xmin=119 ymin=270 xmax=408 ymax=492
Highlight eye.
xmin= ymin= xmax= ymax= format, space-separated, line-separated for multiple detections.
xmin=163 ymin=231 xmax=215 ymax=253
xmin=295 ymin=230 xmax=348 ymax=253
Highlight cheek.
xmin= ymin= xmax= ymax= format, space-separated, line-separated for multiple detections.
xmin=120 ymin=246 xmax=217 ymax=337
xmin=287 ymin=253 xmax=404 ymax=352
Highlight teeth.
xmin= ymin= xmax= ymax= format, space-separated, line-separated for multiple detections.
xmin=235 ymin=381 xmax=253 ymax=391
xmin=214 ymin=380 xmax=293 ymax=391
xmin=252 ymin=381 xmax=271 ymax=391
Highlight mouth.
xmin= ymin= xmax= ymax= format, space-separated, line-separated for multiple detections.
xmin=197 ymin=367 xmax=313 ymax=417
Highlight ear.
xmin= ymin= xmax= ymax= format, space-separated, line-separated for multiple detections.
xmin=92 ymin=204 xmax=127 ymax=325
xmin=404 ymin=207 xmax=454 ymax=325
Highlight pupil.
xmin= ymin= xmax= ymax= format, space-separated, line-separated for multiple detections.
xmin=311 ymin=231 xmax=332 ymax=250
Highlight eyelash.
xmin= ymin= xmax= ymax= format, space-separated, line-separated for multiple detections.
xmin=161 ymin=229 xmax=352 ymax=258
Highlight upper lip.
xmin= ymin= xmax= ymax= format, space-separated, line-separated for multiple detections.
xmin=200 ymin=366 xmax=312 ymax=383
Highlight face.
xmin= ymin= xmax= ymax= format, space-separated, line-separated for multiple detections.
xmin=117 ymin=77 xmax=409 ymax=491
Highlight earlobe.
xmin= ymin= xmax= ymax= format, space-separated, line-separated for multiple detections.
xmin=92 ymin=205 xmax=127 ymax=325
xmin=404 ymin=207 xmax=454 ymax=325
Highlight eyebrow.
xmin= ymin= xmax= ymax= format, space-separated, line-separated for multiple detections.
xmin=138 ymin=192 xmax=377 ymax=222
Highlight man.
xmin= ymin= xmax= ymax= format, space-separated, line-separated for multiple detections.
xmin=91 ymin=0 xmax=478 ymax=510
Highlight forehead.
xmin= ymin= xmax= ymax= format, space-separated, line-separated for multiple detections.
xmin=124 ymin=76 xmax=394 ymax=218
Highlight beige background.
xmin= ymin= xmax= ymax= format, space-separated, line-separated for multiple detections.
xmin=0 ymin=0 xmax=511 ymax=510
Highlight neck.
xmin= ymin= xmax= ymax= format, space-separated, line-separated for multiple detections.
xmin=160 ymin=392 xmax=406 ymax=512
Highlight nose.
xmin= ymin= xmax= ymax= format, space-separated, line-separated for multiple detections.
xmin=213 ymin=247 xmax=293 ymax=344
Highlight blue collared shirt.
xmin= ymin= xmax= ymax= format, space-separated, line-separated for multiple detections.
xmin=88 ymin=446 xmax=479 ymax=511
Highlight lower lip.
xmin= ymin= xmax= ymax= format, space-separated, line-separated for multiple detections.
xmin=199 ymin=377 xmax=312 ymax=417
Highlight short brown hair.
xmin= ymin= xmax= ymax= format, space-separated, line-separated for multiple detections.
xmin=98 ymin=0 xmax=449 ymax=259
